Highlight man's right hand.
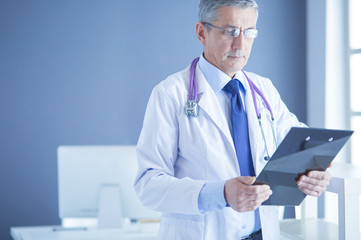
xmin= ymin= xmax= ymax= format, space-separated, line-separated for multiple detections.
xmin=224 ymin=176 xmax=272 ymax=212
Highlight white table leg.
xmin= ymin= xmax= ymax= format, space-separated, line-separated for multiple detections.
xmin=338 ymin=194 xmax=360 ymax=240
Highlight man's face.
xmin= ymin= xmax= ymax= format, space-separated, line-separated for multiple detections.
xmin=196 ymin=6 xmax=257 ymax=78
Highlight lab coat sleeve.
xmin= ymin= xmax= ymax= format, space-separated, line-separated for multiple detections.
xmin=134 ymin=83 xmax=206 ymax=215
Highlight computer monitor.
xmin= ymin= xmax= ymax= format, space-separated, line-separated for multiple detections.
xmin=57 ymin=145 xmax=160 ymax=228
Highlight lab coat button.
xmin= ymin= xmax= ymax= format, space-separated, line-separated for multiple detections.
xmin=242 ymin=224 xmax=247 ymax=229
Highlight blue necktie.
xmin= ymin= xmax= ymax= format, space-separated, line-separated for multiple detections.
xmin=224 ymin=79 xmax=255 ymax=176
xmin=224 ymin=79 xmax=261 ymax=233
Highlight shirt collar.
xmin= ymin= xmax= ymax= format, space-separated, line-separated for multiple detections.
xmin=198 ymin=54 xmax=247 ymax=94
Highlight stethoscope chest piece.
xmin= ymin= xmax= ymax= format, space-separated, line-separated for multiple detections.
xmin=185 ymin=100 xmax=199 ymax=117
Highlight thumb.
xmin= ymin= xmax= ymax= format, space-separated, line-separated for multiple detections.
xmin=237 ymin=176 xmax=256 ymax=185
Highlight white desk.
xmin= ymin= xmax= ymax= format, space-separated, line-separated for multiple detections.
xmin=280 ymin=218 xmax=338 ymax=240
xmin=280 ymin=162 xmax=361 ymax=240
xmin=327 ymin=162 xmax=361 ymax=240
xmin=11 ymin=163 xmax=361 ymax=240
xmin=11 ymin=223 xmax=159 ymax=240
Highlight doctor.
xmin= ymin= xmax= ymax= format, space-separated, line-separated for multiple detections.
xmin=135 ymin=0 xmax=331 ymax=239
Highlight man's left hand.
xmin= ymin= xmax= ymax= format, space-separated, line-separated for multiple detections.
xmin=297 ymin=170 xmax=331 ymax=197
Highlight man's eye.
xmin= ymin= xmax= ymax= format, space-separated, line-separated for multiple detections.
xmin=226 ymin=28 xmax=239 ymax=37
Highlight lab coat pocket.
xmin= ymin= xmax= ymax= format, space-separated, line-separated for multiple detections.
xmin=158 ymin=213 xmax=205 ymax=240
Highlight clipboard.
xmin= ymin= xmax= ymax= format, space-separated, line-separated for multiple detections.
xmin=254 ymin=127 xmax=353 ymax=206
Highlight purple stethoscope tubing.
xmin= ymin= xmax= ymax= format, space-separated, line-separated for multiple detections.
xmin=188 ymin=57 xmax=200 ymax=101
xmin=188 ymin=57 xmax=278 ymax=159
xmin=241 ymin=69 xmax=278 ymax=157
xmin=242 ymin=70 xmax=274 ymax=120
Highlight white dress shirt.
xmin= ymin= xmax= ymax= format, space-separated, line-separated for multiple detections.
xmin=197 ymin=54 xmax=261 ymax=237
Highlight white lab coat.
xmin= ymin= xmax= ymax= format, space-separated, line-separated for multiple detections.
xmin=135 ymin=63 xmax=305 ymax=240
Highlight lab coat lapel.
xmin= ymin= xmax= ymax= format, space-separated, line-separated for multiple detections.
xmin=195 ymin=67 xmax=235 ymax=150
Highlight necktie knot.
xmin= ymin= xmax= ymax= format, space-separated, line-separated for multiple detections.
xmin=224 ymin=79 xmax=245 ymax=95
xmin=224 ymin=79 xmax=245 ymax=110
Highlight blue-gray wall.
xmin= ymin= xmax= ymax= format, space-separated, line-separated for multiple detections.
xmin=0 ymin=1 xmax=305 ymax=239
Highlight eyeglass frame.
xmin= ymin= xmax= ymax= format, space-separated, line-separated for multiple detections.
xmin=203 ymin=22 xmax=258 ymax=39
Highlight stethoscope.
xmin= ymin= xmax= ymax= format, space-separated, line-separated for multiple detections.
xmin=185 ymin=57 xmax=278 ymax=160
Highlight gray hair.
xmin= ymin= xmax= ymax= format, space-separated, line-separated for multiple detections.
xmin=198 ymin=0 xmax=258 ymax=24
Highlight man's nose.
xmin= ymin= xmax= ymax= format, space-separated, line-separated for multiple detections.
xmin=232 ymin=33 xmax=246 ymax=51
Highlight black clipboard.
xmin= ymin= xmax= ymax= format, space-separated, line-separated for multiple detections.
xmin=254 ymin=127 xmax=353 ymax=206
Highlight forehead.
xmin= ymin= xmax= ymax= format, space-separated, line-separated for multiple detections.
xmin=214 ymin=6 xmax=257 ymax=27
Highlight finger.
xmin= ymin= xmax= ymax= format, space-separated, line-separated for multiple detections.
xmin=233 ymin=188 xmax=272 ymax=208
xmin=298 ymin=175 xmax=330 ymax=188
xmin=241 ymin=186 xmax=270 ymax=198
xmin=234 ymin=191 xmax=273 ymax=212
xmin=244 ymin=192 xmax=272 ymax=210
xmin=231 ymin=198 xmax=259 ymax=212
xmin=245 ymin=188 xmax=273 ymax=200
xmin=295 ymin=171 xmax=307 ymax=181
xmin=236 ymin=176 xmax=256 ymax=185
xmin=298 ymin=186 xmax=322 ymax=197
xmin=298 ymin=180 xmax=327 ymax=193
xmin=307 ymin=170 xmax=331 ymax=180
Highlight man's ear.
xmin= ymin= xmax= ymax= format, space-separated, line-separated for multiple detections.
xmin=196 ymin=22 xmax=207 ymax=45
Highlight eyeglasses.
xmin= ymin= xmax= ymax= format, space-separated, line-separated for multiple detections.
xmin=203 ymin=22 xmax=258 ymax=39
